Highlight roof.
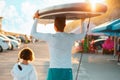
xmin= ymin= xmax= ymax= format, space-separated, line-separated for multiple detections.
xmin=91 ymin=19 xmax=120 ymax=36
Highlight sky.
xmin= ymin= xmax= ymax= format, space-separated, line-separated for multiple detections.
xmin=0 ymin=0 xmax=105 ymax=35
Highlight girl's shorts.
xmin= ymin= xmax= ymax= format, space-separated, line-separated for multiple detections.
xmin=47 ymin=68 xmax=73 ymax=80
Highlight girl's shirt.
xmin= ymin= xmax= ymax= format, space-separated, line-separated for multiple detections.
xmin=31 ymin=19 xmax=87 ymax=68
xmin=11 ymin=63 xmax=38 ymax=80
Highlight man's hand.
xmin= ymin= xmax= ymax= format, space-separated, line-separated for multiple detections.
xmin=33 ymin=10 xmax=40 ymax=19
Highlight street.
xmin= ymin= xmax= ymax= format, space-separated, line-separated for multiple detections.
xmin=0 ymin=41 xmax=120 ymax=80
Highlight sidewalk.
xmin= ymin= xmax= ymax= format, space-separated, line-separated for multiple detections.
xmin=72 ymin=53 xmax=120 ymax=80
xmin=0 ymin=42 xmax=120 ymax=80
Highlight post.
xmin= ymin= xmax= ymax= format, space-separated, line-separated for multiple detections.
xmin=114 ymin=35 xmax=117 ymax=57
xmin=75 ymin=18 xmax=85 ymax=80
xmin=0 ymin=17 xmax=3 ymax=33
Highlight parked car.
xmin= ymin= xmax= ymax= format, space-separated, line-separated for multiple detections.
xmin=6 ymin=35 xmax=21 ymax=44
xmin=0 ymin=37 xmax=11 ymax=52
xmin=92 ymin=39 xmax=106 ymax=50
xmin=72 ymin=39 xmax=105 ymax=53
xmin=17 ymin=36 xmax=26 ymax=43
xmin=0 ymin=34 xmax=20 ymax=50
xmin=88 ymin=38 xmax=106 ymax=53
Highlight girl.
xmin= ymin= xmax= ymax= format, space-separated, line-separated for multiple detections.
xmin=11 ymin=47 xmax=38 ymax=80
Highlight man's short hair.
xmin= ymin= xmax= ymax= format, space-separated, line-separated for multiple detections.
xmin=54 ymin=17 xmax=66 ymax=31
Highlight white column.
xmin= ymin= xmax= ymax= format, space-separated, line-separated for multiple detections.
xmin=114 ymin=34 xmax=117 ymax=57
xmin=0 ymin=17 xmax=3 ymax=33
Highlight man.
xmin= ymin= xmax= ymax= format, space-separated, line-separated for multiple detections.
xmin=31 ymin=11 xmax=87 ymax=80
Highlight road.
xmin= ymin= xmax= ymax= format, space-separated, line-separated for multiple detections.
xmin=0 ymin=41 xmax=120 ymax=80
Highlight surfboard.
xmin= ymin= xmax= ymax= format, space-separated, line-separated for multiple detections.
xmin=38 ymin=2 xmax=107 ymax=24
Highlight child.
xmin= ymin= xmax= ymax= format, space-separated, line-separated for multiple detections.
xmin=11 ymin=47 xmax=38 ymax=80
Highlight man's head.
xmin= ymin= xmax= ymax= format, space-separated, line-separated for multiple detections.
xmin=54 ymin=17 xmax=66 ymax=32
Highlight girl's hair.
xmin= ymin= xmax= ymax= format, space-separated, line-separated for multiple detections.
xmin=18 ymin=47 xmax=34 ymax=61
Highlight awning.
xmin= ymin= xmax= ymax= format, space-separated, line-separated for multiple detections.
xmin=91 ymin=19 xmax=120 ymax=36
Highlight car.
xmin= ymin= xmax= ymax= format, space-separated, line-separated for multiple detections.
xmin=0 ymin=34 xmax=20 ymax=50
xmin=18 ymin=36 xmax=31 ymax=43
xmin=89 ymin=38 xmax=106 ymax=53
xmin=17 ymin=36 xmax=26 ymax=43
xmin=92 ymin=39 xmax=106 ymax=50
xmin=0 ymin=37 xmax=11 ymax=52
xmin=6 ymin=35 xmax=21 ymax=45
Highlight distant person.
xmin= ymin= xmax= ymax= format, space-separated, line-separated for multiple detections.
xmin=102 ymin=36 xmax=114 ymax=54
xmin=11 ymin=47 xmax=38 ymax=80
xmin=31 ymin=11 xmax=87 ymax=80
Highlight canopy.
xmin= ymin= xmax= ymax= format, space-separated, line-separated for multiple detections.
xmin=91 ymin=19 xmax=120 ymax=36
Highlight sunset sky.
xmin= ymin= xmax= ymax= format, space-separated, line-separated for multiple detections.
xmin=0 ymin=0 xmax=105 ymax=35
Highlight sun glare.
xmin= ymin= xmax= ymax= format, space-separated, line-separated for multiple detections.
xmin=89 ymin=0 xmax=105 ymax=11
xmin=46 ymin=0 xmax=105 ymax=11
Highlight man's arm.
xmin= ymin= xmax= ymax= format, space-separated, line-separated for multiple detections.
xmin=30 ymin=11 xmax=51 ymax=41
xmin=30 ymin=18 xmax=38 ymax=38
xmin=72 ymin=20 xmax=87 ymax=40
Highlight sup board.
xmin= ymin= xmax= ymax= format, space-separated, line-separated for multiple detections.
xmin=38 ymin=2 xmax=107 ymax=24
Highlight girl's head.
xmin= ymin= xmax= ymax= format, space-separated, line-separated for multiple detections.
xmin=18 ymin=48 xmax=34 ymax=61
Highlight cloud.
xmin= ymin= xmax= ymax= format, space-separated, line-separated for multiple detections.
xmin=21 ymin=1 xmax=37 ymax=19
xmin=1 ymin=1 xmax=35 ymax=35
xmin=18 ymin=20 xmax=33 ymax=34
xmin=0 ymin=0 xmax=6 ymax=16
xmin=3 ymin=5 xmax=19 ymax=19
xmin=2 ymin=5 xmax=22 ymax=31
xmin=1 ymin=0 xmax=87 ymax=35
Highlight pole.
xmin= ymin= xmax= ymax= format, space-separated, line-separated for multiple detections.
xmin=75 ymin=53 xmax=83 ymax=80
xmin=75 ymin=18 xmax=90 ymax=80
xmin=0 ymin=17 xmax=3 ymax=33
xmin=113 ymin=34 xmax=117 ymax=57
